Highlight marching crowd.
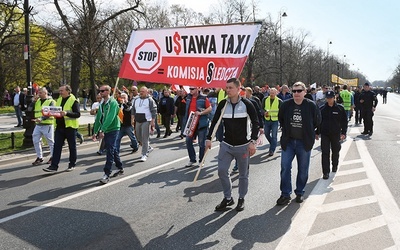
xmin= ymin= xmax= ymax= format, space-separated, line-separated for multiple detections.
xmin=13 ymin=79 xmax=380 ymax=211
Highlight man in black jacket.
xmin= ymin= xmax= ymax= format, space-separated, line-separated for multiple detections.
xmin=359 ymin=82 xmax=378 ymax=136
xmin=206 ymin=78 xmax=259 ymax=212
xmin=316 ymin=91 xmax=348 ymax=180
xmin=277 ymin=82 xmax=321 ymax=205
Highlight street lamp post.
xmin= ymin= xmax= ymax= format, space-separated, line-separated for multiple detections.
xmin=22 ymin=0 xmax=34 ymax=147
xmin=327 ymin=41 xmax=332 ymax=86
xmin=279 ymin=11 xmax=287 ymax=85
xmin=342 ymin=54 xmax=346 ymax=78
xmin=336 ymin=62 xmax=340 ymax=86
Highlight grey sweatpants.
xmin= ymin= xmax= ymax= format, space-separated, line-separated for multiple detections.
xmin=33 ymin=124 xmax=54 ymax=159
xmin=218 ymin=142 xmax=250 ymax=199
xmin=135 ymin=121 xmax=151 ymax=156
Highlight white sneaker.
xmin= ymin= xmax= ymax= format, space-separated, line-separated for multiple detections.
xmin=140 ymin=155 xmax=147 ymax=162
xmin=146 ymin=146 xmax=154 ymax=156
xmin=99 ymin=174 xmax=110 ymax=184
xmin=185 ymin=161 xmax=196 ymax=167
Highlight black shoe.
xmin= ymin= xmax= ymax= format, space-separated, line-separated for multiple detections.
xmin=163 ymin=134 xmax=168 ymax=138
xmin=276 ymin=196 xmax=291 ymax=206
xmin=361 ymin=131 xmax=369 ymax=135
xmin=131 ymin=147 xmax=139 ymax=154
xmin=235 ymin=198 xmax=245 ymax=211
xmin=168 ymin=131 xmax=172 ymax=136
xmin=156 ymin=134 xmax=160 ymax=138
xmin=368 ymin=131 xmax=373 ymax=136
xmin=43 ymin=166 xmax=58 ymax=173
xmin=79 ymin=137 xmax=84 ymax=144
xmin=295 ymin=195 xmax=304 ymax=203
xmin=46 ymin=157 xmax=52 ymax=165
xmin=32 ymin=157 xmax=44 ymax=166
xmin=332 ymin=166 xmax=337 ymax=172
xmin=215 ymin=198 xmax=235 ymax=211
xmin=323 ymin=173 xmax=329 ymax=179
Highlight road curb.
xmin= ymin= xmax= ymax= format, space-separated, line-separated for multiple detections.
xmin=0 ymin=141 xmax=99 ymax=166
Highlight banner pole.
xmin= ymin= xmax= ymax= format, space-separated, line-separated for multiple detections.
xmin=193 ymin=101 xmax=228 ymax=183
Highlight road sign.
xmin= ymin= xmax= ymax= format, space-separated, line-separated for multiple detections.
xmin=130 ymin=39 xmax=161 ymax=74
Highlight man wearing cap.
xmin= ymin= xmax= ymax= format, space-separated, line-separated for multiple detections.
xmin=183 ymin=86 xmax=212 ymax=167
xmin=316 ymin=90 xmax=348 ymax=179
xmin=359 ymin=83 xmax=378 ymax=136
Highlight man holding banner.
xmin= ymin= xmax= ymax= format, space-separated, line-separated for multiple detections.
xmin=183 ymin=87 xmax=212 ymax=167
xmin=206 ymin=78 xmax=259 ymax=212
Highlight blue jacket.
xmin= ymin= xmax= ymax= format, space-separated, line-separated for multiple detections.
xmin=184 ymin=94 xmax=209 ymax=130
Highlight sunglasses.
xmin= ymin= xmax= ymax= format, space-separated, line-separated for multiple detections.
xmin=292 ymin=89 xmax=304 ymax=93
xmin=99 ymin=89 xmax=108 ymax=93
xmin=189 ymin=88 xmax=196 ymax=90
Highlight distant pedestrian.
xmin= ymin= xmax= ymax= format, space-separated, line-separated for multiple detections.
xmin=82 ymin=88 xmax=89 ymax=110
xmin=359 ymin=82 xmax=378 ymax=136
xmin=31 ymin=87 xmax=55 ymax=166
xmin=339 ymin=84 xmax=353 ymax=121
xmin=12 ymin=86 xmax=25 ymax=127
xmin=261 ymin=88 xmax=282 ymax=156
xmin=3 ymin=90 xmax=11 ymax=107
xmin=93 ymin=85 xmax=123 ymax=184
xmin=159 ymin=89 xmax=175 ymax=138
xmin=276 ymin=82 xmax=321 ymax=205
xmin=43 ymin=84 xmax=81 ymax=173
xmin=174 ymin=89 xmax=186 ymax=138
xmin=277 ymin=84 xmax=293 ymax=101
xmin=353 ymin=86 xmax=363 ymax=125
xmin=316 ymin=90 xmax=348 ymax=180
xmin=132 ymin=87 xmax=157 ymax=162
xmin=206 ymin=78 xmax=259 ymax=212
xmin=116 ymin=92 xmax=139 ymax=154
xmin=382 ymin=89 xmax=388 ymax=104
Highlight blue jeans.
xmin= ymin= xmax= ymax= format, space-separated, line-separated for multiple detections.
xmin=104 ymin=130 xmax=122 ymax=176
xmin=264 ymin=120 xmax=279 ymax=153
xmin=14 ymin=106 xmax=23 ymax=126
xmin=280 ymin=139 xmax=311 ymax=197
xmin=116 ymin=126 xmax=138 ymax=154
xmin=186 ymin=127 xmax=208 ymax=163
xmin=51 ymin=127 xmax=77 ymax=169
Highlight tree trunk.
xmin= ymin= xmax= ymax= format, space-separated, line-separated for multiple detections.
xmin=70 ymin=46 xmax=82 ymax=97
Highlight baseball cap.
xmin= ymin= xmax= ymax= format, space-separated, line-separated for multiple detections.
xmin=325 ymin=90 xmax=335 ymax=98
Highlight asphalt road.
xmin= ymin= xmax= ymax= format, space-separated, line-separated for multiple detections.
xmin=0 ymin=93 xmax=400 ymax=249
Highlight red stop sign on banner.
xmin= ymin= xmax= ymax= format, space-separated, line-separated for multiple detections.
xmin=130 ymin=39 xmax=161 ymax=74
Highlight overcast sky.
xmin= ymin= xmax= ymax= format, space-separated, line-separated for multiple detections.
xmin=168 ymin=0 xmax=400 ymax=82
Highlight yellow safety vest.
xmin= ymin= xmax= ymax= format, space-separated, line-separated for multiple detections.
xmin=264 ymin=97 xmax=279 ymax=121
xmin=340 ymin=90 xmax=352 ymax=111
xmin=217 ymin=90 xmax=226 ymax=103
xmin=34 ymin=98 xmax=55 ymax=125
xmin=56 ymin=94 xmax=79 ymax=128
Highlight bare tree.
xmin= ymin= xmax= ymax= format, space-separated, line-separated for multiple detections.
xmin=51 ymin=0 xmax=143 ymax=97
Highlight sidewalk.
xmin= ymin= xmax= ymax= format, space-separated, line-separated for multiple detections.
xmin=0 ymin=109 xmax=97 ymax=165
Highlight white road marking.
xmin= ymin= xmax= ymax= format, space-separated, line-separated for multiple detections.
xmin=0 ymin=146 xmax=219 ymax=224
xmin=276 ymin=130 xmax=400 ymax=249
xmin=302 ymin=216 xmax=387 ymax=249
xmin=356 ymin=139 xmax=400 ymax=246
